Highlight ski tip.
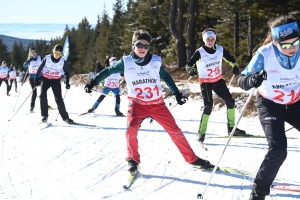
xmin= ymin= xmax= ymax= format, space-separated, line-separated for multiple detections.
xmin=123 ymin=185 xmax=129 ymax=189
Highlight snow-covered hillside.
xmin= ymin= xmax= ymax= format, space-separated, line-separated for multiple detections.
xmin=1 ymin=81 xmax=299 ymax=200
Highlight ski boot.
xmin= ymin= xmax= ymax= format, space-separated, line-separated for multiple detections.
xmin=64 ymin=118 xmax=74 ymax=125
xmin=190 ymin=157 xmax=214 ymax=169
xmin=228 ymin=127 xmax=246 ymax=136
xmin=88 ymin=107 xmax=96 ymax=113
xmin=127 ymin=159 xmax=139 ymax=172
xmin=41 ymin=116 xmax=48 ymax=123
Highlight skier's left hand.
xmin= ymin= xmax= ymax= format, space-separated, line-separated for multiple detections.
xmin=175 ymin=91 xmax=188 ymax=105
xmin=66 ymin=82 xmax=71 ymax=89
xmin=233 ymin=66 xmax=239 ymax=75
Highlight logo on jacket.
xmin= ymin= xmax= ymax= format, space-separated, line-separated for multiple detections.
xmin=137 ymin=71 xmax=150 ymax=76
xmin=267 ymin=69 xmax=279 ymax=73
xmin=208 ymin=56 xmax=217 ymax=61
xmin=126 ymin=67 xmax=135 ymax=70
xmin=264 ymin=117 xmax=277 ymax=120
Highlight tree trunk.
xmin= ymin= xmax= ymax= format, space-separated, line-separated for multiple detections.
xmin=186 ymin=0 xmax=197 ymax=60
xmin=169 ymin=0 xmax=186 ymax=69
xmin=233 ymin=10 xmax=239 ymax=58
xmin=247 ymin=14 xmax=253 ymax=61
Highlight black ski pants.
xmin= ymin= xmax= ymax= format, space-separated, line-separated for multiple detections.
xmin=0 ymin=78 xmax=9 ymax=93
xmin=39 ymin=77 xmax=69 ymax=120
xmin=9 ymin=79 xmax=17 ymax=92
xmin=29 ymin=79 xmax=38 ymax=108
xmin=253 ymin=95 xmax=300 ymax=194
xmin=200 ymin=79 xmax=235 ymax=115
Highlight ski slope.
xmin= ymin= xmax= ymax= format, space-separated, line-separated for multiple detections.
xmin=0 ymin=82 xmax=299 ymax=200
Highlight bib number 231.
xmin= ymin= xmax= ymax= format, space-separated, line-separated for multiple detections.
xmin=135 ymin=85 xmax=159 ymax=99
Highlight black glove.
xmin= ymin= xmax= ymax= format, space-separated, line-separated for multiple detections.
xmin=186 ymin=65 xmax=197 ymax=76
xmin=34 ymin=78 xmax=41 ymax=87
xmin=84 ymin=78 xmax=98 ymax=93
xmin=175 ymin=91 xmax=188 ymax=105
xmin=66 ymin=82 xmax=71 ymax=89
xmin=233 ymin=66 xmax=239 ymax=75
xmin=249 ymin=70 xmax=267 ymax=88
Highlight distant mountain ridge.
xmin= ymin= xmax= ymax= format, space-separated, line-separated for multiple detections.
xmin=0 ymin=34 xmax=46 ymax=51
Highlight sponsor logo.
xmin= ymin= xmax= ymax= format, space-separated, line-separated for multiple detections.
xmin=151 ymin=65 xmax=160 ymax=69
xmin=280 ymin=28 xmax=293 ymax=38
xmin=264 ymin=117 xmax=277 ymax=120
xmin=137 ymin=71 xmax=150 ymax=76
xmin=205 ymin=61 xmax=220 ymax=68
xmin=208 ymin=56 xmax=217 ymax=61
xmin=267 ymin=69 xmax=279 ymax=73
xmin=126 ymin=67 xmax=135 ymax=70
xmin=280 ymin=77 xmax=295 ymax=82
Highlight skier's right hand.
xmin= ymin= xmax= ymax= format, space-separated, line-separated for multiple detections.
xmin=34 ymin=78 xmax=41 ymax=87
xmin=84 ymin=78 xmax=98 ymax=93
xmin=185 ymin=64 xmax=197 ymax=76
xmin=249 ymin=70 xmax=267 ymax=88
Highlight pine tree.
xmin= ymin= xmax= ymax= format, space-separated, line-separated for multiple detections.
xmin=0 ymin=38 xmax=10 ymax=64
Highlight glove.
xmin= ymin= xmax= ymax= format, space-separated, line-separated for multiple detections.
xmin=186 ymin=64 xmax=197 ymax=76
xmin=99 ymin=81 xmax=104 ymax=88
xmin=233 ymin=66 xmax=239 ymax=75
xmin=249 ymin=71 xmax=267 ymax=88
xmin=34 ymin=78 xmax=41 ymax=87
xmin=84 ymin=78 xmax=98 ymax=93
xmin=66 ymin=82 xmax=71 ymax=89
xmin=27 ymin=56 xmax=34 ymax=62
xmin=175 ymin=91 xmax=188 ymax=105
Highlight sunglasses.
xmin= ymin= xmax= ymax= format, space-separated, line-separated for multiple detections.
xmin=279 ymin=39 xmax=300 ymax=49
xmin=134 ymin=42 xmax=150 ymax=50
xmin=54 ymin=52 xmax=62 ymax=57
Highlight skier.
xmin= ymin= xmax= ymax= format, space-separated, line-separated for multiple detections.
xmin=35 ymin=44 xmax=73 ymax=124
xmin=185 ymin=28 xmax=245 ymax=144
xmin=238 ymin=15 xmax=300 ymax=200
xmin=87 ymin=57 xmax=124 ymax=116
xmin=23 ymin=48 xmax=52 ymax=112
xmin=0 ymin=61 xmax=11 ymax=96
xmin=84 ymin=30 xmax=214 ymax=173
xmin=8 ymin=64 xmax=18 ymax=93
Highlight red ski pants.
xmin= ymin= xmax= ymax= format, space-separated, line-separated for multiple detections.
xmin=125 ymin=101 xmax=198 ymax=163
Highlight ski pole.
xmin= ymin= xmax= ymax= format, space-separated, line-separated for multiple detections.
xmin=197 ymin=87 xmax=256 ymax=199
xmin=12 ymin=69 xmax=29 ymax=112
xmin=197 ymin=70 xmax=266 ymax=199
xmin=285 ymin=127 xmax=294 ymax=132
xmin=150 ymin=77 xmax=192 ymax=124
xmin=55 ymin=89 xmax=68 ymax=121
xmin=8 ymin=86 xmax=37 ymax=121
xmin=169 ymin=76 xmax=193 ymax=107
xmin=228 ymin=74 xmax=235 ymax=87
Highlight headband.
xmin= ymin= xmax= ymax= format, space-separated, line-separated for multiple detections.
xmin=271 ymin=22 xmax=300 ymax=42
xmin=203 ymin=31 xmax=216 ymax=42
xmin=133 ymin=33 xmax=152 ymax=44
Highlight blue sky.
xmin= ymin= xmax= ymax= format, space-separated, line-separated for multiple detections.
xmin=0 ymin=0 xmax=128 ymax=40
xmin=0 ymin=0 xmax=128 ymax=24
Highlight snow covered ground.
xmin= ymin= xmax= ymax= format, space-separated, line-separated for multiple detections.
xmin=1 ymin=81 xmax=299 ymax=200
